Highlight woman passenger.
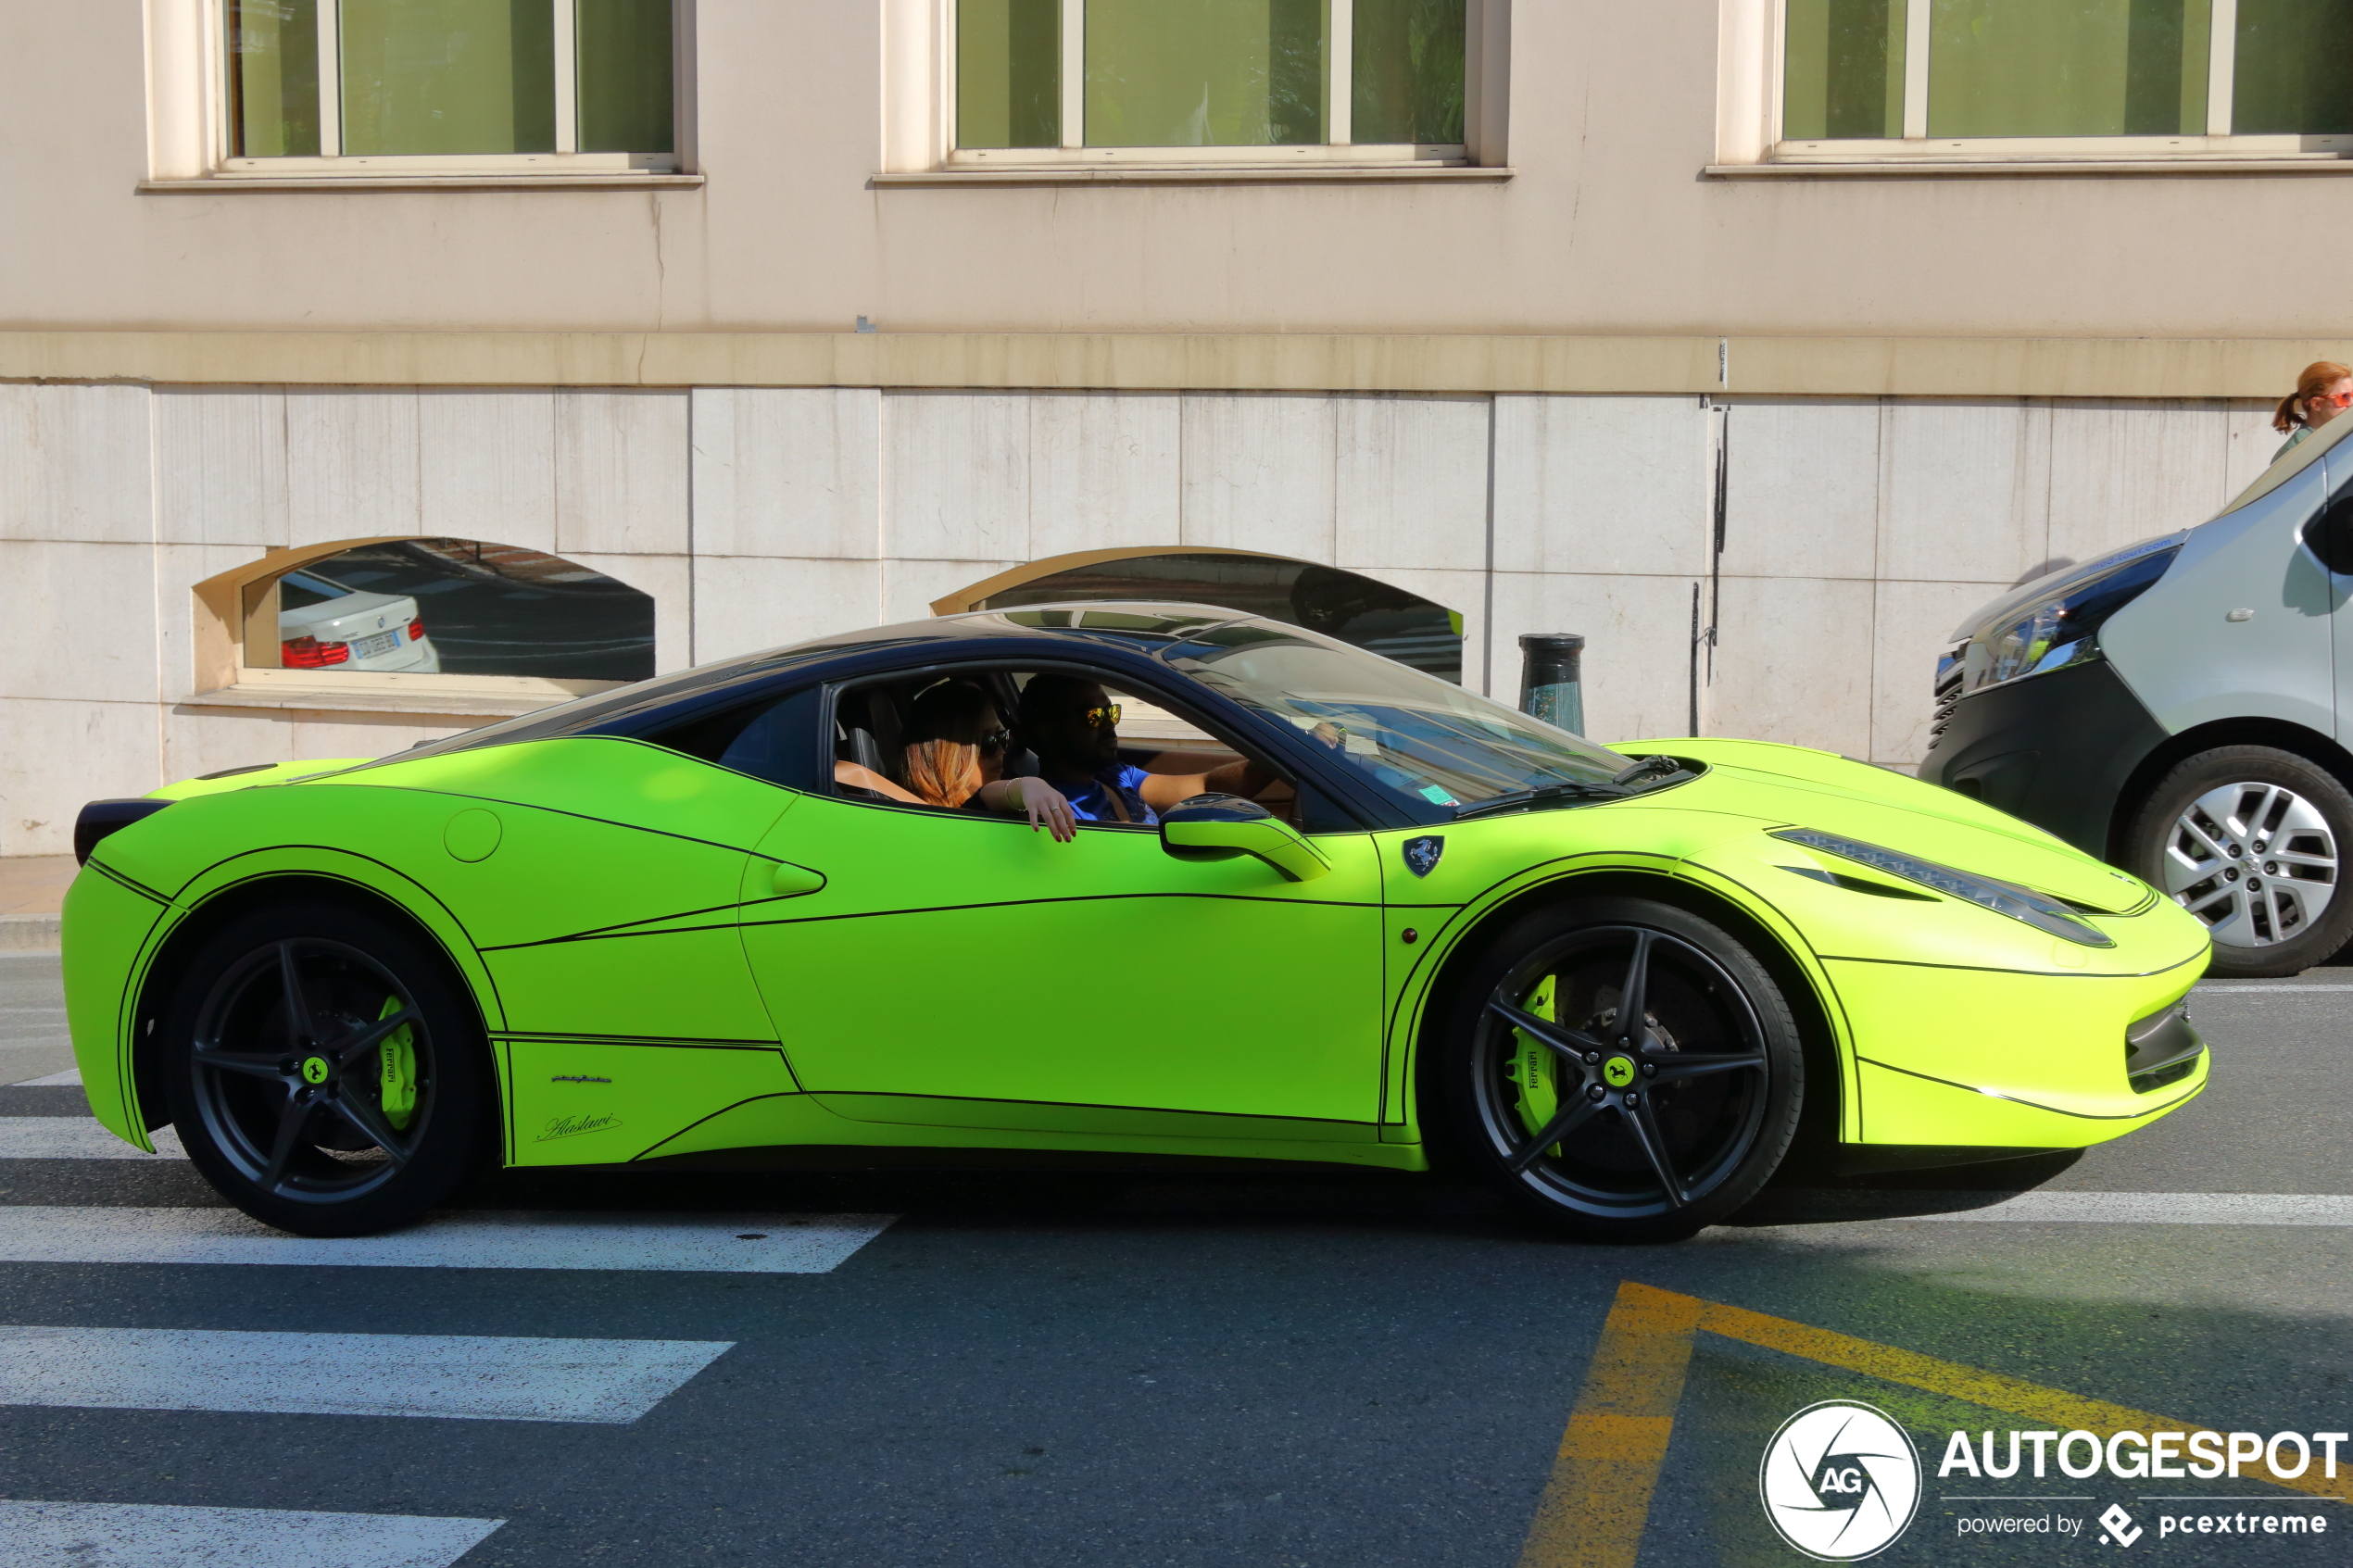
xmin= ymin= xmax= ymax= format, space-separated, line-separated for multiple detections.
xmin=836 ymin=682 xmax=1077 ymax=840
xmin=901 ymin=681 xmax=999 ymax=807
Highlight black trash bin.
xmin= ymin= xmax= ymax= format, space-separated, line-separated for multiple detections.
xmin=1517 ymin=633 xmax=1586 ymax=734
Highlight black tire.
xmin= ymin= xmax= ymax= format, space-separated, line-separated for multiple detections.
xmin=2123 ymin=746 xmax=2353 ymax=979
xmin=158 ymin=898 xmax=493 ymax=1236
xmin=1434 ymin=897 xmax=1804 ymax=1243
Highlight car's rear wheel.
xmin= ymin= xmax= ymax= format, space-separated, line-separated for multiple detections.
xmin=1436 ymin=897 xmax=1804 ymax=1243
xmin=159 ymin=899 xmax=492 ymax=1236
xmin=2124 ymin=746 xmax=2353 ymax=979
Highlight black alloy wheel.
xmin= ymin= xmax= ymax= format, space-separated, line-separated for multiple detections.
xmin=2124 ymin=745 xmax=2353 ymax=979
xmin=160 ymin=900 xmax=492 ymax=1236
xmin=1438 ymin=897 xmax=1804 ymax=1242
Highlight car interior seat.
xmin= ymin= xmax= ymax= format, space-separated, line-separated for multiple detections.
xmin=835 ymin=686 xmax=907 ymax=786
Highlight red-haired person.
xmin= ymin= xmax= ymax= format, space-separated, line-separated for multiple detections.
xmin=835 ymin=680 xmax=1078 ymax=840
xmin=2272 ymin=360 xmax=2353 ymax=464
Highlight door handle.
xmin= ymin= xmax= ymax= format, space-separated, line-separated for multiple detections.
xmin=769 ymin=860 xmax=826 ymax=897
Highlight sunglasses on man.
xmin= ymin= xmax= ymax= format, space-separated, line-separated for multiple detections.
xmin=1081 ymin=704 xmax=1123 ymax=728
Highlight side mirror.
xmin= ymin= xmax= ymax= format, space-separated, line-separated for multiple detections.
xmin=1159 ymin=794 xmax=1331 ymax=883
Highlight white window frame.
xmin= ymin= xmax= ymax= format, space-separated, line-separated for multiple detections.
xmin=1731 ymin=0 xmax=2353 ymax=166
xmin=940 ymin=0 xmax=1478 ymax=169
xmin=207 ymin=0 xmax=686 ymax=179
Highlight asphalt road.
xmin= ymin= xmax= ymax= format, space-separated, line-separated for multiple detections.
xmin=0 ymin=949 xmax=2347 ymax=1567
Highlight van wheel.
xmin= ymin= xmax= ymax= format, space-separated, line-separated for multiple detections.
xmin=1434 ymin=897 xmax=1804 ymax=1243
xmin=159 ymin=899 xmax=492 ymax=1236
xmin=2125 ymin=746 xmax=2353 ymax=978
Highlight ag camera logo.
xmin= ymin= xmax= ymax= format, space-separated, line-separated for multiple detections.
xmin=1759 ymin=1400 xmax=1923 ymax=1561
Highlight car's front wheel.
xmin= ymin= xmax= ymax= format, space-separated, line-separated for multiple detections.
xmin=1436 ymin=897 xmax=1804 ymax=1243
xmin=2124 ymin=746 xmax=2353 ymax=979
xmin=158 ymin=899 xmax=493 ymax=1236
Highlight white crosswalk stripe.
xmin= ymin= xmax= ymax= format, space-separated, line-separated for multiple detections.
xmin=0 ymin=1117 xmax=182 ymax=1159
xmin=0 ymin=1325 xmax=731 ymax=1424
xmin=0 ymin=1204 xmax=895 ymax=1272
xmin=1749 ymin=1190 xmax=2353 ymax=1226
xmin=0 ymin=1499 xmax=503 ymax=1568
xmin=1905 ymin=1190 xmax=2353 ymax=1225
xmin=0 ymin=1025 xmax=899 ymax=1556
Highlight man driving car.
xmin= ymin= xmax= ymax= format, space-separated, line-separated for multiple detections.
xmin=1015 ymin=673 xmax=1274 ymax=829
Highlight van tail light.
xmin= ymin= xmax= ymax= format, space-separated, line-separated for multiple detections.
xmin=283 ymin=636 xmax=348 ymax=668
xmin=408 ymin=618 xmax=425 ymax=642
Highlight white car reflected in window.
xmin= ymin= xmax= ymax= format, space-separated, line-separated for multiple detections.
xmin=276 ymin=570 xmax=441 ymax=673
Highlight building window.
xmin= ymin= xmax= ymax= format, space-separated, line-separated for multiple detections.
xmin=951 ymin=0 xmax=1467 ymax=166
xmin=246 ymin=540 xmax=655 ymax=683
xmin=1775 ymin=0 xmax=2353 ymax=158
xmin=222 ymin=0 xmax=676 ymax=173
xmin=938 ymin=549 xmax=1466 ymax=683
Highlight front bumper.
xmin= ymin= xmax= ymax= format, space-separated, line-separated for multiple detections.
xmin=1831 ymin=954 xmax=2207 ymax=1148
xmin=1684 ymin=829 xmax=2210 ymax=1151
xmin=1917 ymin=658 xmax=2168 ymax=859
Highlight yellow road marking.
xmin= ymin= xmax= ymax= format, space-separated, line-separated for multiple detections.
xmin=1517 ymin=1284 xmax=1700 ymax=1568
xmin=1518 ymin=1281 xmax=2351 ymax=1568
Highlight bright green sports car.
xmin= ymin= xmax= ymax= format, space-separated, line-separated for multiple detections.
xmin=62 ymin=605 xmax=2210 ymax=1241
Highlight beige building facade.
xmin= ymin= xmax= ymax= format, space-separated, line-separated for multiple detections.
xmin=4 ymin=1 xmax=2347 ymax=857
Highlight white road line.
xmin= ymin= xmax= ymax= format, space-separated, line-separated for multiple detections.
xmin=0 ymin=1325 xmax=730 ymax=1424
xmin=0 ymin=1499 xmax=501 ymax=1568
xmin=2195 ymin=983 xmax=2353 ymax=993
xmin=0 ymin=1207 xmax=895 ymax=1272
xmin=1883 ymin=1192 xmax=2353 ymax=1225
xmin=13 ymin=1067 xmax=82 ymax=1086
xmin=0 ymin=1118 xmax=181 ymax=1160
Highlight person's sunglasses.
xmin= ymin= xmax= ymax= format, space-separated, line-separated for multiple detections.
xmin=977 ymin=727 xmax=1012 ymax=755
xmin=1082 ymin=704 xmax=1123 ymax=728
xmin=2322 ymin=391 xmax=2353 ymax=408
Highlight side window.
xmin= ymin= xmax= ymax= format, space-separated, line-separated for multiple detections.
xmin=828 ymin=669 xmax=1027 ymax=810
xmin=1073 ymin=672 xmax=1359 ymax=833
xmin=2309 ymin=464 xmax=2353 ymax=576
xmin=644 ymin=685 xmax=823 ymax=789
xmin=824 ymin=664 xmax=1357 ymax=833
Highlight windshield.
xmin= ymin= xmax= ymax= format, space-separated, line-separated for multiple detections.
xmin=1162 ymin=620 xmax=1640 ymax=819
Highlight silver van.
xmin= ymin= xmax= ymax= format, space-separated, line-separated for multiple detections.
xmin=1920 ymin=414 xmax=2353 ymax=978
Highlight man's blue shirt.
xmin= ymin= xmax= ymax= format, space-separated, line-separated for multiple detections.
xmin=1055 ymin=764 xmax=1158 ymax=826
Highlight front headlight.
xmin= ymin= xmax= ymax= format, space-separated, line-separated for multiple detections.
xmin=1772 ymin=827 xmax=2116 ymax=947
xmin=1959 ymin=536 xmax=2180 ymax=696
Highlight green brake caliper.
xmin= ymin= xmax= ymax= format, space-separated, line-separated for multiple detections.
xmin=1509 ymin=973 xmax=1566 ymax=1158
xmin=376 ymin=996 xmax=418 ymax=1132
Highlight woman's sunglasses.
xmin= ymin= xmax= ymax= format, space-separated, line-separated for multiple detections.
xmin=2321 ymin=391 xmax=2353 ymax=409
xmin=977 ymin=727 xmax=1012 ymax=755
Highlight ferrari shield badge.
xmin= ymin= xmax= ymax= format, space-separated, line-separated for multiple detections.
xmin=1403 ymin=835 xmax=1445 ymax=878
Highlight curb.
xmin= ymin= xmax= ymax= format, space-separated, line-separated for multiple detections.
xmin=0 ymin=914 xmax=61 ymax=953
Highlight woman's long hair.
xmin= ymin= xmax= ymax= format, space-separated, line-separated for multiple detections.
xmin=2275 ymin=361 xmax=2352 ymax=433
xmin=902 ymin=682 xmax=995 ymax=808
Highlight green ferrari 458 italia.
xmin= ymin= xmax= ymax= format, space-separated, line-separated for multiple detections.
xmin=61 ymin=604 xmax=2210 ymax=1241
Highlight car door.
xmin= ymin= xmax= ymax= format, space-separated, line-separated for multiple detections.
xmin=736 ymin=672 xmax=1390 ymax=1139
